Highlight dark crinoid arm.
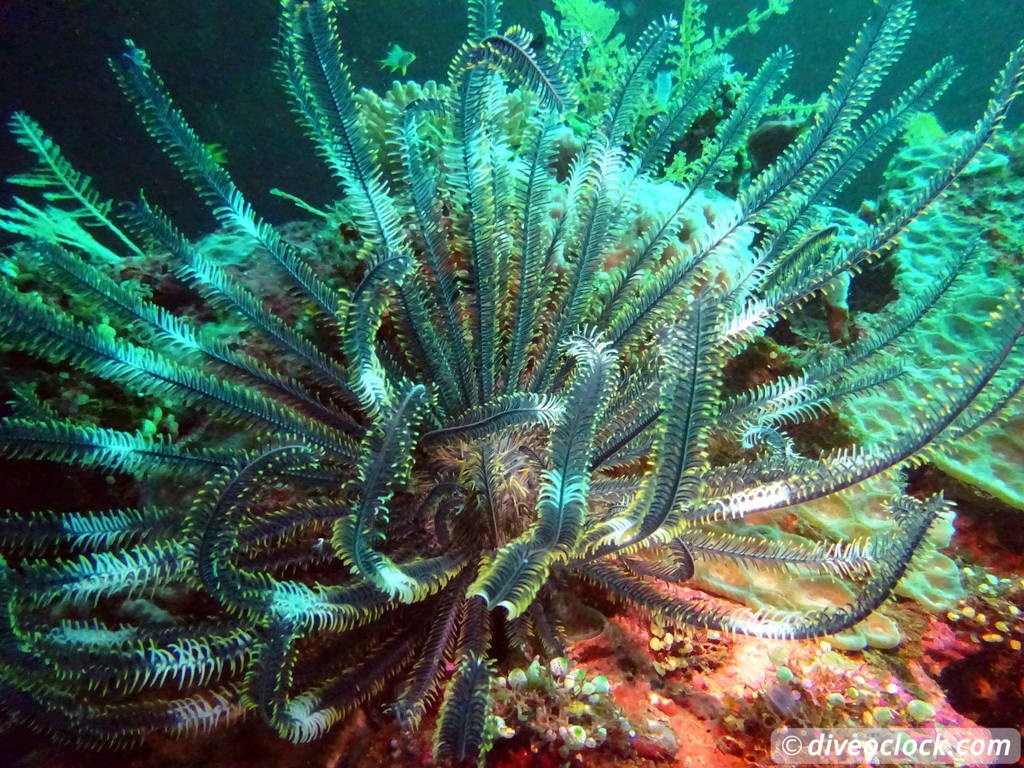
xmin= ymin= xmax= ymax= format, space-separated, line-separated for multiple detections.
xmin=0 ymin=0 xmax=1022 ymax=762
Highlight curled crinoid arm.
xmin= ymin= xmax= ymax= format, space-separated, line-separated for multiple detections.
xmin=579 ymin=492 xmax=949 ymax=640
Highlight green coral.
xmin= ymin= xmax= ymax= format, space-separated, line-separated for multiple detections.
xmin=677 ymin=0 xmax=793 ymax=77
xmin=552 ymin=0 xmax=619 ymax=44
xmin=845 ymin=116 xmax=1024 ymax=511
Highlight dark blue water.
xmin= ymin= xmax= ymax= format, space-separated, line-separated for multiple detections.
xmin=1 ymin=0 xmax=1021 ymax=233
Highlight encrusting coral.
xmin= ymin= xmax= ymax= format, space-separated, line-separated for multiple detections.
xmin=0 ymin=0 xmax=1021 ymax=764
xmin=866 ymin=116 xmax=1024 ymax=511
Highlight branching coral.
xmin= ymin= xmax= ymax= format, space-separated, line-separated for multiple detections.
xmin=0 ymin=0 xmax=1022 ymax=763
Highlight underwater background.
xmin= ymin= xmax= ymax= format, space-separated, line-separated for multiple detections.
xmin=2 ymin=0 xmax=1022 ymax=232
xmin=0 ymin=0 xmax=1023 ymax=766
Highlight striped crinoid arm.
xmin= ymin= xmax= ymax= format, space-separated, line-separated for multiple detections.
xmin=0 ymin=284 xmax=357 ymax=461
xmin=469 ymin=335 xmax=619 ymax=617
xmin=679 ymin=529 xmax=874 ymax=580
xmin=578 ymin=492 xmax=950 ymax=640
xmin=583 ymin=294 xmax=726 ymax=554
xmin=279 ymin=0 xmax=411 ymax=262
xmin=748 ymin=41 xmax=1024 ymax=330
xmin=0 ymin=551 xmax=253 ymax=745
xmin=741 ymin=0 xmax=919 ymax=219
xmin=114 ymin=42 xmax=340 ymax=320
xmin=432 ymin=596 xmax=494 ymax=764
xmin=690 ymin=298 xmax=1024 ymax=526
xmin=476 ymin=28 xmax=576 ymax=114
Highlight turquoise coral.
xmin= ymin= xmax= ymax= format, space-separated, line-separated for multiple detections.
xmin=0 ymin=0 xmax=1021 ymax=763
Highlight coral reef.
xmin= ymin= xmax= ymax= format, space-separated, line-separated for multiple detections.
xmin=0 ymin=0 xmax=1021 ymax=765
xmin=877 ymin=117 xmax=1024 ymax=511
xmin=488 ymin=657 xmax=640 ymax=762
